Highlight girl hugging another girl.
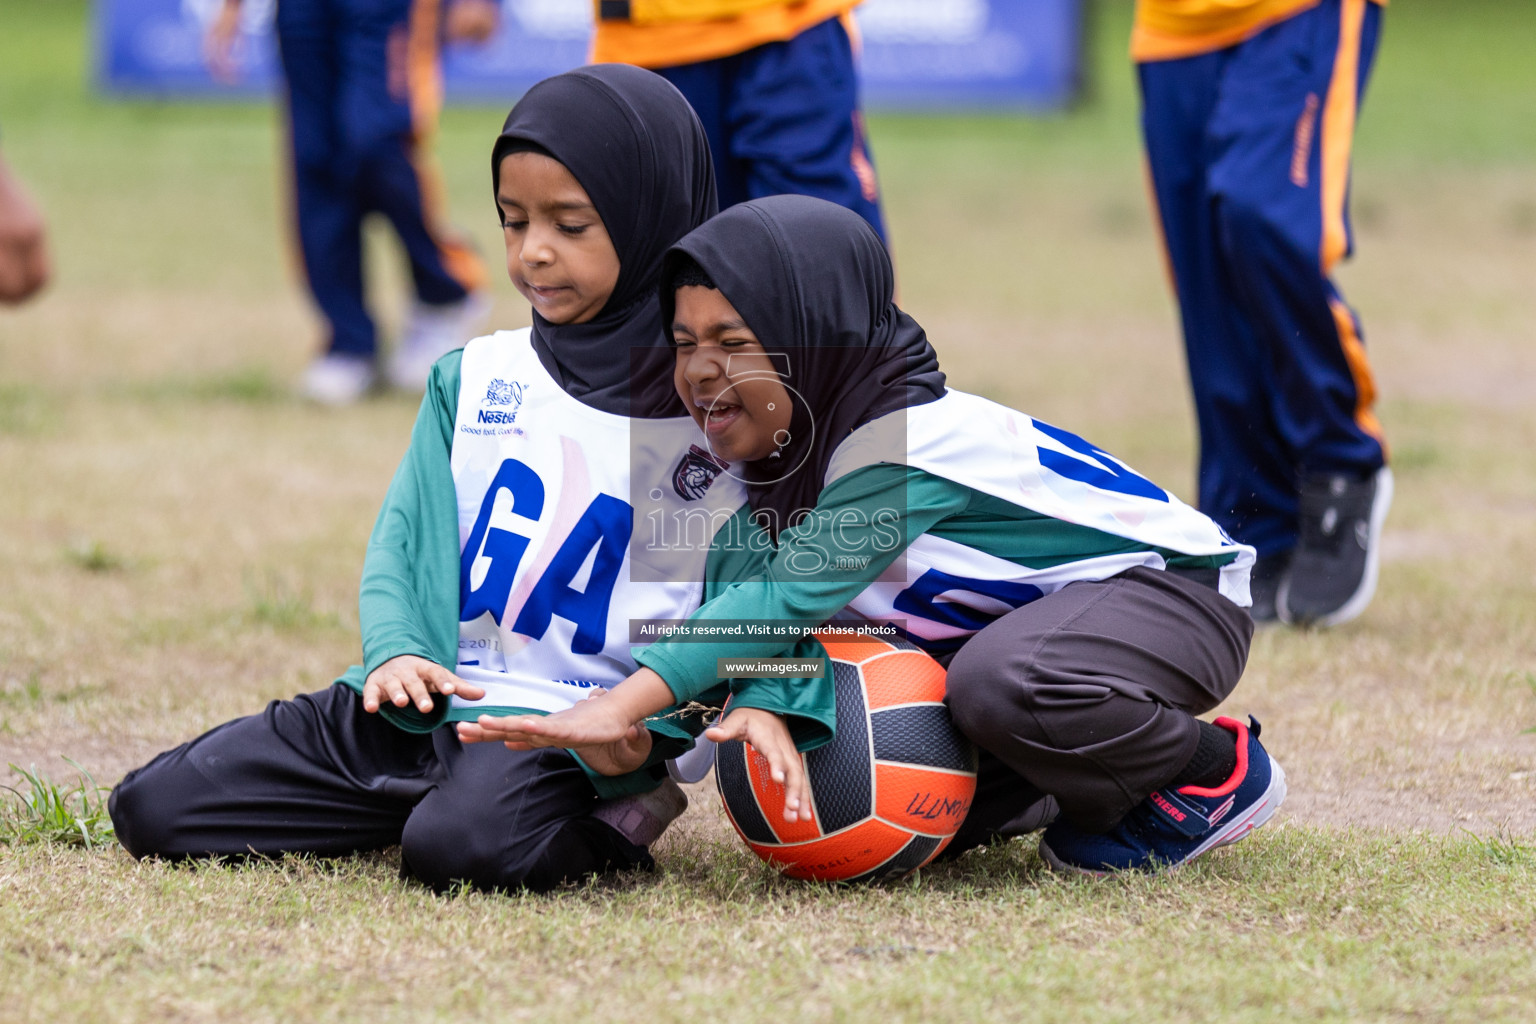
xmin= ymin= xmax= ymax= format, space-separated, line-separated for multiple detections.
xmin=474 ymin=195 xmax=1285 ymax=876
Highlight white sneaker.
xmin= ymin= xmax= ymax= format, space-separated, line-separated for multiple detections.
xmin=298 ymin=353 xmax=377 ymax=406
xmin=387 ymin=292 xmax=491 ymax=391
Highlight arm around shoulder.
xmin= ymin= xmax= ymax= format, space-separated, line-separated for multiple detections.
xmin=633 ymin=463 xmax=965 ymax=703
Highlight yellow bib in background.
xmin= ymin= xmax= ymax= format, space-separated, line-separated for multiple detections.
xmin=598 ymin=0 xmax=787 ymax=25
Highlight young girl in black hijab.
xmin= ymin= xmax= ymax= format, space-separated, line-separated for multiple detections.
xmin=479 ymin=194 xmax=1285 ymax=876
xmin=110 ymin=65 xmax=748 ymax=893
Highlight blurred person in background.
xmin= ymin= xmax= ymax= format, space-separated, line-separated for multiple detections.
xmin=1135 ymin=0 xmax=1392 ymax=627
xmin=593 ymin=0 xmax=887 ymax=243
xmin=207 ymin=0 xmax=501 ymax=404
xmin=0 ymin=148 xmax=50 ymax=305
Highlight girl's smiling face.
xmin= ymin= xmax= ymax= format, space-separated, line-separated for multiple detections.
xmin=496 ymin=151 xmax=620 ymax=324
xmin=671 ymin=285 xmax=792 ymax=463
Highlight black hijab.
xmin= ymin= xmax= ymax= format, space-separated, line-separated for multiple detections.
xmin=660 ymin=195 xmax=946 ymax=539
xmin=492 ymin=65 xmax=717 ymax=418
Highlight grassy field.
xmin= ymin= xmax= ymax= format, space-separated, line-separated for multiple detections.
xmin=2 ymin=1 xmax=1536 ymax=1021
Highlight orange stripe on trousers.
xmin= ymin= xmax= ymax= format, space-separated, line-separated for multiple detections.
xmin=1328 ymin=297 xmax=1385 ymax=449
xmin=404 ymin=0 xmax=486 ymax=294
xmin=1319 ymin=0 xmax=1366 ymax=273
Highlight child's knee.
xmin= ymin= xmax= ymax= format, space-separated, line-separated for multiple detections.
xmin=400 ymin=811 xmax=649 ymax=894
xmin=400 ymin=811 xmax=502 ymax=892
xmin=108 ymin=768 xmax=180 ymax=860
xmin=399 ymin=810 xmax=561 ymax=894
xmin=944 ymin=645 xmax=1023 ymax=748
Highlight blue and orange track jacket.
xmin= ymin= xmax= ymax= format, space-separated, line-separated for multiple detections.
xmin=1132 ymin=0 xmax=1387 ymax=62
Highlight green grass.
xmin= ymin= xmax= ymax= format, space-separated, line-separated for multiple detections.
xmin=243 ymin=571 xmax=345 ymax=633
xmin=128 ymin=367 xmax=291 ymax=405
xmin=63 ymin=537 xmax=129 ymax=573
xmin=0 ymin=384 xmax=54 ymax=437
xmin=0 ymin=760 xmax=115 ymax=850
xmin=2 ymin=827 xmax=1535 ymax=1022
xmin=3 ymin=1 xmax=1536 ymax=1021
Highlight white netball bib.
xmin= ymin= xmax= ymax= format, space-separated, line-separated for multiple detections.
xmin=825 ymin=390 xmax=1254 ymax=650
xmin=450 ymin=329 xmax=744 ymax=715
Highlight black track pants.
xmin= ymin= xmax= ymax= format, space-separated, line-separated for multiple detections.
xmin=108 ymin=684 xmax=651 ymax=892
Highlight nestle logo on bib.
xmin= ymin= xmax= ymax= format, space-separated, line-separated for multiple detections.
xmin=477 ymin=379 xmax=525 ymax=427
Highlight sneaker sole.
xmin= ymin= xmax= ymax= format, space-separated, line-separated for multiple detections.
xmin=1039 ymin=758 xmax=1288 ymax=876
xmin=1039 ymin=838 xmax=1101 ymax=876
xmin=1277 ymin=467 xmax=1394 ymax=629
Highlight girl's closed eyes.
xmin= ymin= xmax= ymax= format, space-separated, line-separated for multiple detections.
xmin=670 ymin=281 xmax=792 ymax=464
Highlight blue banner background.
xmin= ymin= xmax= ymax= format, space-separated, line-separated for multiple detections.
xmin=98 ymin=0 xmax=1083 ymax=110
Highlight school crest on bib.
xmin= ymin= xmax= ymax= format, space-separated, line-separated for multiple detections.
xmin=672 ymin=444 xmax=728 ymax=501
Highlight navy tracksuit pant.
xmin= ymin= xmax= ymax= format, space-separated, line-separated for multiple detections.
xmin=656 ymin=15 xmax=887 ymax=243
xmin=1139 ymin=0 xmax=1387 ymax=558
xmin=108 ymin=685 xmax=651 ymax=893
xmin=277 ymin=0 xmax=482 ymax=358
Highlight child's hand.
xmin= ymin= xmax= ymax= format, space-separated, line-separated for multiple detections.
xmin=705 ymin=708 xmax=811 ymax=824
xmin=570 ymin=703 xmax=655 ymax=777
xmin=459 ymin=692 xmax=653 ymax=775
xmin=457 ymin=667 xmax=676 ymax=752
xmin=0 ymin=156 xmax=49 ymax=305
xmin=457 ymin=689 xmax=641 ymax=749
xmin=363 ymin=655 xmax=485 ymax=714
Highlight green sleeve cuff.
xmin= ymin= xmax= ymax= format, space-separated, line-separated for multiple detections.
xmin=331 ymin=670 xmax=671 ymax=796
xmin=725 ymin=636 xmax=836 ymax=753
xmin=632 ymin=644 xmax=699 ymax=703
xmin=727 ymin=688 xmax=834 ymax=753
xmin=572 ymin=752 xmax=674 ymax=799
xmin=333 ymin=668 xmax=449 ymax=734
xmin=573 ymin=709 xmax=714 ymax=800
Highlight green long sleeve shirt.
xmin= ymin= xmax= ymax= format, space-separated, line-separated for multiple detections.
xmin=635 ymin=462 xmax=1237 ymax=704
xmin=332 ymin=349 xmax=836 ymax=797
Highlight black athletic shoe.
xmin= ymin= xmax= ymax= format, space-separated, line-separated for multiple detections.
xmin=1278 ymin=467 xmax=1393 ymax=627
xmin=1247 ymin=550 xmax=1293 ymax=624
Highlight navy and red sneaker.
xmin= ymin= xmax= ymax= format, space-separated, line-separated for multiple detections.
xmin=1038 ymin=716 xmax=1286 ymax=875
